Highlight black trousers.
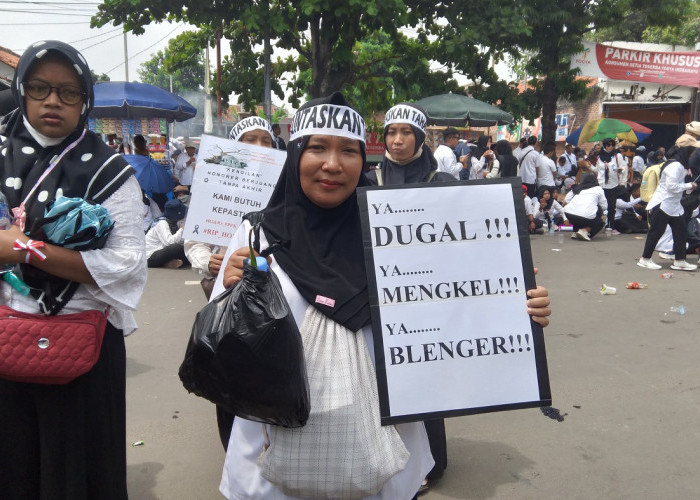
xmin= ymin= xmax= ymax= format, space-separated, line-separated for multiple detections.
xmin=0 ymin=324 xmax=128 ymax=500
xmin=603 ymin=188 xmax=618 ymax=228
xmin=147 ymin=243 xmax=188 ymax=268
xmin=424 ymin=419 xmax=447 ymax=480
xmin=565 ymin=212 xmax=605 ymax=238
xmin=642 ymin=206 xmax=687 ymax=260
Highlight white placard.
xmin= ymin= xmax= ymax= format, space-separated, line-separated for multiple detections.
xmin=358 ymin=179 xmax=550 ymax=424
xmin=183 ymin=134 xmax=285 ymax=247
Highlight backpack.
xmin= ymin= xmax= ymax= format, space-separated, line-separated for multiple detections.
xmin=640 ymin=160 xmax=671 ymax=202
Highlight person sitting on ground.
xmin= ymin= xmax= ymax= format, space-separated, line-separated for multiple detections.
xmin=141 ymin=190 xmax=162 ymax=233
xmin=614 ymin=183 xmax=647 ymax=234
xmin=145 ymin=199 xmax=189 ymax=269
xmin=564 ymin=173 xmax=607 ymax=241
xmin=532 ymin=186 xmax=566 ymax=230
xmin=523 ymin=185 xmax=543 ymax=235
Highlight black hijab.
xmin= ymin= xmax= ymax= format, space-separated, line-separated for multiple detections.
xmin=256 ymin=92 xmax=371 ymax=332
xmin=572 ymin=173 xmax=599 ymax=194
xmin=536 ymin=185 xmax=555 ymax=210
xmin=0 ymin=41 xmax=134 ymax=314
xmin=378 ymin=103 xmax=451 ymax=185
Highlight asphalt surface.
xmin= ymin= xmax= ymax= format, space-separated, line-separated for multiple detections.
xmin=126 ymin=231 xmax=700 ymax=499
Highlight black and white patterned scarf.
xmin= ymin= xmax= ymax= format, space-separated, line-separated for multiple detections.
xmin=0 ymin=41 xmax=134 ymax=314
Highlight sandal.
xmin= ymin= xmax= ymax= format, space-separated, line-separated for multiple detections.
xmin=417 ymin=478 xmax=430 ymax=496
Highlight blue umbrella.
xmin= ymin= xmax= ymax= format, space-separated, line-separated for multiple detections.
xmin=91 ymin=82 xmax=196 ymax=122
xmin=122 ymin=154 xmax=174 ymax=194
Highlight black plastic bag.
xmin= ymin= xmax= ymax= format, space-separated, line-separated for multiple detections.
xmin=178 ymin=260 xmax=310 ymax=428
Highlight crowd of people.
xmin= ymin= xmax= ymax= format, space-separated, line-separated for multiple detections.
xmin=5 ymin=35 xmax=699 ymax=500
xmin=428 ymin=122 xmax=700 ymax=271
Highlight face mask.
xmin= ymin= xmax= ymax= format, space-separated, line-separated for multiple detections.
xmin=176 ymin=194 xmax=190 ymax=205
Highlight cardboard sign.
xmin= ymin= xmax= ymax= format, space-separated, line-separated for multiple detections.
xmin=358 ymin=179 xmax=551 ymax=424
xmin=183 ymin=134 xmax=285 ymax=247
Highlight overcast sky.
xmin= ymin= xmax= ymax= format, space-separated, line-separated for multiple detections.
xmin=1 ymin=1 xmax=203 ymax=82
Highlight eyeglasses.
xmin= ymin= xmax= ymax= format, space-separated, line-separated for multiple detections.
xmin=23 ymin=79 xmax=86 ymax=106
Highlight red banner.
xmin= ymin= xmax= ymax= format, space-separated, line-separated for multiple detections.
xmin=571 ymin=41 xmax=700 ymax=89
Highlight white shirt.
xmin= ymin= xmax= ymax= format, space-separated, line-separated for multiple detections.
xmin=615 ymin=196 xmax=642 ymax=220
xmin=595 ymin=153 xmax=625 ymax=189
xmin=145 ymin=219 xmax=184 ymax=258
xmin=142 ymin=196 xmax=162 ymax=233
xmin=535 ymin=154 xmax=556 ymax=187
xmin=212 ymin=222 xmax=434 ymax=500
xmin=174 ymin=152 xmax=196 ymax=185
xmin=184 ymin=240 xmax=222 ymax=278
xmin=518 ymin=146 xmax=538 ymax=184
xmin=632 ymin=156 xmax=646 ymax=174
xmin=2 ymin=176 xmax=147 ymax=335
xmin=470 ymin=156 xmax=500 ymax=179
xmin=563 ymin=186 xmax=608 ymax=220
xmin=532 ymin=197 xmax=564 ymax=222
xmin=433 ymin=144 xmax=461 ymax=179
xmin=646 ymin=161 xmax=693 ymax=216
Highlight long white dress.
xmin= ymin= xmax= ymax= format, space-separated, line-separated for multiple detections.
xmin=211 ymin=221 xmax=434 ymax=500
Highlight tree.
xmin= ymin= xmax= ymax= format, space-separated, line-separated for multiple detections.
xmin=429 ymin=0 xmax=690 ymax=144
xmin=589 ymin=0 xmax=700 ymax=46
xmin=136 ymin=31 xmax=207 ymax=93
xmin=93 ymin=0 xmax=418 ymax=103
xmin=90 ymin=70 xmax=110 ymax=84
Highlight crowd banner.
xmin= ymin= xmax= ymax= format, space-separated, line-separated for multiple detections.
xmin=357 ymin=179 xmax=551 ymax=425
xmin=183 ymin=134 xmax=285 ymax=247
xmin=571 ymin=41 xmax=700 ymax=88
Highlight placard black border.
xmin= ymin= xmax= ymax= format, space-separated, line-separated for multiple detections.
xmin=357 ymin=177 xmax=552 ymax=425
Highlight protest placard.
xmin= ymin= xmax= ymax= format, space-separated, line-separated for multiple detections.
xmin=183 ymin=134 xmax=285 ymax=247
xmin=358 ymin=178 xmax=551 ymax=424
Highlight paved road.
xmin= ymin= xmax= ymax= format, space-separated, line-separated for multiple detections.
xmin=126 ymin=232 xmax=700 ymax=499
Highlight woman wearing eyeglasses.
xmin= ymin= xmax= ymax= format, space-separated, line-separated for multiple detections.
xmin=0 ymin=41 xmax=146 ymax=499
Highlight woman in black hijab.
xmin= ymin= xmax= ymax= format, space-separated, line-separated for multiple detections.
xmin=213 ymin=93 xmax=434 ymax=500
xmin=0 ymin=41 xmax=146 ymax=498
xmin=367 ymin=102 xmax=454 ymax=493
xmin=216 ymin=95 xmax=553 ymax=500
xmin=367 ymin=102 xmax=455 ymax=186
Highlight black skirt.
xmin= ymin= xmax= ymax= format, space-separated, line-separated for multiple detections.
xmin=0 ymin=323 xmax=128 ymax=500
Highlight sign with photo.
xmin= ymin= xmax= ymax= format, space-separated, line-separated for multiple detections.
xmin=357 ymin=179 xmax=551 ymax=424
xmin=183 ymin=134 xmax=286 ymax=247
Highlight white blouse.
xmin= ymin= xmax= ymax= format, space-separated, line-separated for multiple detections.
xmin=1 ymin=176 xmax=147 ymax=335
xmin=212 ymin=221 xmax=434 ymax=500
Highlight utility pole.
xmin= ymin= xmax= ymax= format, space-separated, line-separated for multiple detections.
xmin=216 ymin=28 xmax=223 ymax=136
xmin=263 ymin=0 xmax=272 ymax=122
xmin=204 ymin=45 xmax=213 ymax=134
xmin=123 ymin=30 xmax=129 ymax=82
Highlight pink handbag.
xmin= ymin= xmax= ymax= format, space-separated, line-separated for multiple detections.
xmin=0 ymin=305 xmax=107 ymax=384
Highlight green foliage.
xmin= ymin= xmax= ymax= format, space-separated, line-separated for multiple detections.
xmin=90 ymin=70 xmax=110 ymax=84
xmin=588 ymin=0 xmax=700 ymax=46
xmin=136 ymin=31 xmax=207 ymax=93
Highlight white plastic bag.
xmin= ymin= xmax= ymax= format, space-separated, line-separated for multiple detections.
xmin=258 ymin=306 xmax=409 ymax=499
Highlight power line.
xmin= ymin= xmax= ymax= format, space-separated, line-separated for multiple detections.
xmin=0 ymin=1 xmax=100 ymax=4
xmin=105 ymin=23 xmax=184 ymax=76
xmin=69 ymin=27 xmax=123 ymax=44
xmin=0 ymin=7 xmax=93 ymax=15
xmin=0 ymin=21 xmax=88 ymax=25
xmin=77 ymin=31 xmax=124 ymax=51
